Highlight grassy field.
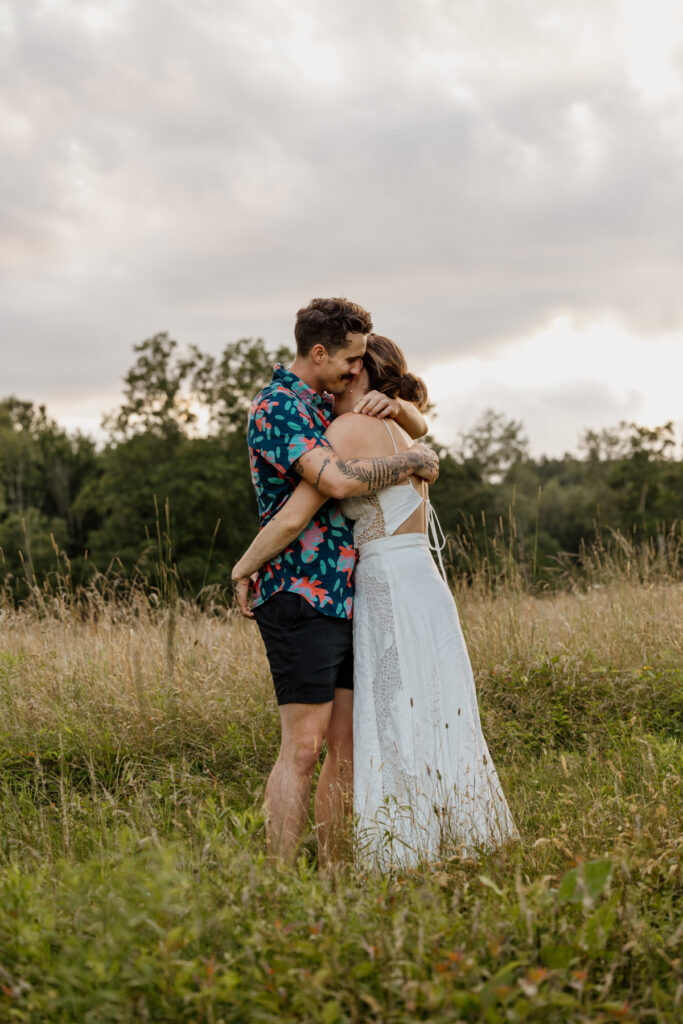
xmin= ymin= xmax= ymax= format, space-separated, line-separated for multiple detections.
xmin=0 ymin=575 xmax=681 ymax=1022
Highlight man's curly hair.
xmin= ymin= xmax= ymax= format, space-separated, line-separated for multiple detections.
xmin=294 ymin=297 xmax=373 ymax=357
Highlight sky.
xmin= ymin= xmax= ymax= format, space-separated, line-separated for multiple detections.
xmin=1 ymin=0 xmax=683 ymax=456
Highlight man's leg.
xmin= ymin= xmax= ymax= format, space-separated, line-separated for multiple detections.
xmin=265 ymin=700 xmax=334 ymax=865
xmin=315 ymin=688 xmax=354 ymax=867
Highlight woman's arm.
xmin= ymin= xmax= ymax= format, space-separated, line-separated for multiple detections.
xmin=354 ymin=391 xmax=428 ymax=438
xmin=231 ymin=480 xmax=327 ymax=617
xmin=393 ymin=398 xmax=428 ymax=438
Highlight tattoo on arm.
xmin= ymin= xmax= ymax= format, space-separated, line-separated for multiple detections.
xmin=337 ymin=450 xmax=422 ymax=493
xmin=314 ymin=456 xmax=331 ymax=489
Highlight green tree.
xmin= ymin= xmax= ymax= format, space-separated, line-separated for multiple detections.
xmin=582 ymin=421 xmax=679 ymax=534
xmin=456 ymin=409 xmax=530 ymax=484
xmin=75 ymin=336 xmax=293 ymax=592
xmin=192 ymin=337 xmax=293 ymax=435
xmin=0 ymin=399 xmax=97 ymax=594
xmin=104 ymin=333 xmax=199 ymax=440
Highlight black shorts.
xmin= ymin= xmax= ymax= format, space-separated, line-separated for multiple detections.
xmin=253 ymin=592 xmax=354 ymax=706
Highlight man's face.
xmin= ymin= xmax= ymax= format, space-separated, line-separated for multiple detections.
xmin=319 ymin=331 xmax=367 ymax=395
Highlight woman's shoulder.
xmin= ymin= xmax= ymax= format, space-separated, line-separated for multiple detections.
xmin=326 ymin=412 xmax=394 ymax=458
xmin=327 ymin=412 xmax=387 ymax=440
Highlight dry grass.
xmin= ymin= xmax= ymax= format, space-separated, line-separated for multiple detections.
xmin=459 ymin=579 xmax=683 ymax=674
xmin=0 ymin=603 xmax=271 ymax=752
xmin=1 ymin=580 xmax=680 ymax=750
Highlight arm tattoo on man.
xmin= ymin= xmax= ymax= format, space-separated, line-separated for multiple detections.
xmin=314 ymin=456 xmax=331 ymax=489
xmin=291 ymin=456 xmax=305 ymax=477
xmin=337 ymin=450 xmax=424 ymax=493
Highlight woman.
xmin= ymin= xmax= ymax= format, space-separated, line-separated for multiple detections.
xmin=232 ymin=335 xmax=518 ymax=868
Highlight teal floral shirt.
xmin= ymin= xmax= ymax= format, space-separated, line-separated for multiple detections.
xmin=247 ymin=365 xmax=356 ymax=619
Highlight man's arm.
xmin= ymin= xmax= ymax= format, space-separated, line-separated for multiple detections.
xmin=353 ymin=391 xmax=428 ymax=438
xmin=292 ymin=441 xmax=438 ymax=500
xmin=230 ymin=445 xmax=436 ymax=616
xmin=231 ymin=480 xmax=326 ymax=617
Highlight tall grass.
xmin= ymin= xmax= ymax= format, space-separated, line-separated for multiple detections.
xmin=0 ymin=536 xmax=681 ymax=1021
xmin=446 ymin=511 xmax=683 ymax=595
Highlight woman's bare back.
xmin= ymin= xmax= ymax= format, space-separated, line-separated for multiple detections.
xmin=326 ymin=413 xmax=427 ymax=536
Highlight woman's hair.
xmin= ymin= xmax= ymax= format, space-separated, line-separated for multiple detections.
xmin=363 ymin=334 xmax=429 ymax=411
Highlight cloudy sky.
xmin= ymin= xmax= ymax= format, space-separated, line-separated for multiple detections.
xmin=2 ymin=0 xmax=683 ymax=455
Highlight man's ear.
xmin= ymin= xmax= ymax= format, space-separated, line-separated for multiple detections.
xmin=310 ymin=343 xmax=328 ymax=365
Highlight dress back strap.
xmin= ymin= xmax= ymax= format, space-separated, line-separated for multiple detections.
xmin=382 ymin=419 xmax=399 ymax=453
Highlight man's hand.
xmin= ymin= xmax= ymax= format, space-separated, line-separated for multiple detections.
xmin=410 ymin=442 xmax=439 ymax=484
xmin=231 ymin=573 xmax=257 ymax=618
xmin=354 ymin=390 xmax=399 ymax=420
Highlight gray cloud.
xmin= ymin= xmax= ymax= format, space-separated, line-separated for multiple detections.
xmin=431 ymin=378 xmax=646 ymax=460
xmin=1 ymin=0 xmax=682 ymax=451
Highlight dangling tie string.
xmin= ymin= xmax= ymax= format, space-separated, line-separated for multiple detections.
xmin=425 ymin=499 xmax=449 ymax=583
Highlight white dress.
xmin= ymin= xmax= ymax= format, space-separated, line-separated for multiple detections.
xmin=341 ymin=422 xmax=518 ymax=870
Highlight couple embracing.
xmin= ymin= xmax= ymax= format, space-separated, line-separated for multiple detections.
xmin=231 ymin=297 xmax=517 ymax=870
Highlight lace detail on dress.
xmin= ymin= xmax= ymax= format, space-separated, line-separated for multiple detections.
xmin=358 ymin=564 xmax=410 ymax=801
xmin=353 ymin=494 xmax=386 ymax=546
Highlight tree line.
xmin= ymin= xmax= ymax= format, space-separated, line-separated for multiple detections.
xmin=1 ymin=334 xmax=681 ymax=601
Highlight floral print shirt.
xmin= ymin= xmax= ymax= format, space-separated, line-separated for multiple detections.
xmin=247 ymin=365 xmax=356 ymax=619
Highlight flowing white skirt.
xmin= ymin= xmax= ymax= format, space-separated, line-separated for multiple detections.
xmin=352 ymin=533 xmax=518 ymax=869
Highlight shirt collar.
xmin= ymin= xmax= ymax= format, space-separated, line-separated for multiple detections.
xmin=272 ymin=364 xmax=335 ymax=416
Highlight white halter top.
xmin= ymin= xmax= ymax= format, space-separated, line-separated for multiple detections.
xmin=341 ymin=421 xmax=448 ymax=580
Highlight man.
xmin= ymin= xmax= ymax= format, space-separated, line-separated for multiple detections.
xmin=236 ymin=297 xmax=438 ymax=865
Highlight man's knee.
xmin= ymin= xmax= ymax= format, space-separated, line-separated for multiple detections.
xmin=278 ymin=700 xmax=334 ymax=777
xmin=281 ymin=732 xmax=325 ymax=778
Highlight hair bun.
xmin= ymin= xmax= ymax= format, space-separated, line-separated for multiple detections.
xmin=399 ymin=372 xmax=429 ymax=411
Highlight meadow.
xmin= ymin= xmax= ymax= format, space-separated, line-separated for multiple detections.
xmin=0 ymin=559 xmax=681 ymax=1022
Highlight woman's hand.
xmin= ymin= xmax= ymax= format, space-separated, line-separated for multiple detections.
xmin=231 ymin=570 xmax=257 ymax=618
xmin=354 ymin=390 xmax=428 ymax=439
xmin=354 ymin=390 xmax=400 ymax=419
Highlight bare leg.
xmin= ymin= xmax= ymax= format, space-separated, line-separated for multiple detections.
xmin=315 ymin=688 xmax=354 ymax=868
xmin=264 ymin=701 xmax=333 ymax=865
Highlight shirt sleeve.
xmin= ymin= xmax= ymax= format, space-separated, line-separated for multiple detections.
xmin=248 ymin=389 xmax=332 ymax=474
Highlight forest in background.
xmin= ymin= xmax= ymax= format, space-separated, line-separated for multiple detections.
xmin=1 ymin=333 xmax=681 ymax=602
